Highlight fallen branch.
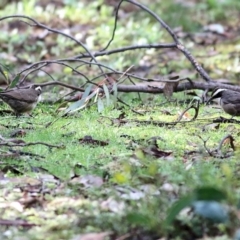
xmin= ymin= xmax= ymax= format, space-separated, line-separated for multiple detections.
xmin=0 ymin=141 xmax=64 ymax=149
xmin=198 ymin=134 xmax=235 ymax=159
xmin=0 ymin=218 xmax=37 ymax=227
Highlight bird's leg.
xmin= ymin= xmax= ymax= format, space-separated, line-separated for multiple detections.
xmin=15 ymin=112 xmax=21 ymax=118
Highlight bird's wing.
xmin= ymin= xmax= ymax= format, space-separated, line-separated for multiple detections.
xmin=0 ymin=89 xmax=37 ymax=103
xmin=221 ymin=91 xmax=240 ymax=104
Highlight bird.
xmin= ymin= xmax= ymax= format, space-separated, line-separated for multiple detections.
xmin=207 ymin=88 xmax=240 ymax=117
xmin=0 ymin=86 xmax=42 ymax=115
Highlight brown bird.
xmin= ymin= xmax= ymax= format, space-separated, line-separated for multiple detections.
xmin=0 ymin=86 xmax=42 ymax=115
xmin=207 ymin=88 xmax=240 ymax=117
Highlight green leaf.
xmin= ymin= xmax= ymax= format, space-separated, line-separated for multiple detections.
xmin=0 ymin=64 xmax=9 ymax=83
xmin=112 ymin=82 xmax=118 ymax=106
xmin=126 ymin=212 xmax=150 ymax=225
xmin=165 ymin=187 xmax=227 ymax=226
xmin=193 ymin=187 xmax=227 ymax=202
xmin=97 ymin=98 xmax=104 ymax=112
xmin=65 ymin=84 xmax=93 ymax=113
xmin=165 ymin=195 xmax=193 ymax=226
xmin=9 ymin=74 xmax=20 ymax=88
xmin=103 ymin=84 xmax=110 ymax=106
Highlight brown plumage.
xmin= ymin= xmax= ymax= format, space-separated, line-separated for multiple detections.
xmin=0 ymin=86 xmax=42 ymax=115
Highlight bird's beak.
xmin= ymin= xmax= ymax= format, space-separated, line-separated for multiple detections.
xmin=206 ymin=96 xmax=214 ymax=105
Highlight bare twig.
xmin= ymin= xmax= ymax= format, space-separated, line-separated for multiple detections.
xmin=0 ymin=141 xmax=63 ymax=149
xmin=76 ymin=43 xmax=177 ymax=58
xmin=9 ymin=149 xmax=45 ymax=158
xmin=18 ymin=57 xmax=183 ymax=84
xmin=0 ymin=15 xmax=105 ymax=75
xmin=116 ymin=97 xmax=144 ymax=115
xmin=19 ymin=60 xmax=91 ymax=84
xmin=198 ymin=136 xmax=213 ymax=156
xmin=217 ymin=134 xmax=235 ymax=155
xmin=198 ymin=134 xmax=235 ymax=158
xmin=100 ymin=116 xmax=205 ymax=128
xmin=126 ymin=0 xmax=212 ymax=82
xmin=36 ymin=81 xmax=85 ymax=92
xmin=0 ymin=219 xmax=37 ymax=227
xmin=100 ymin=0 xmax=212 ymax=82
xmin=177 ymin=100 xmax=200 ymax=122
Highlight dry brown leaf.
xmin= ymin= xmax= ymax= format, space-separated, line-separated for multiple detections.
xmin=163 ymin=81 xmax=179 ymax=98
